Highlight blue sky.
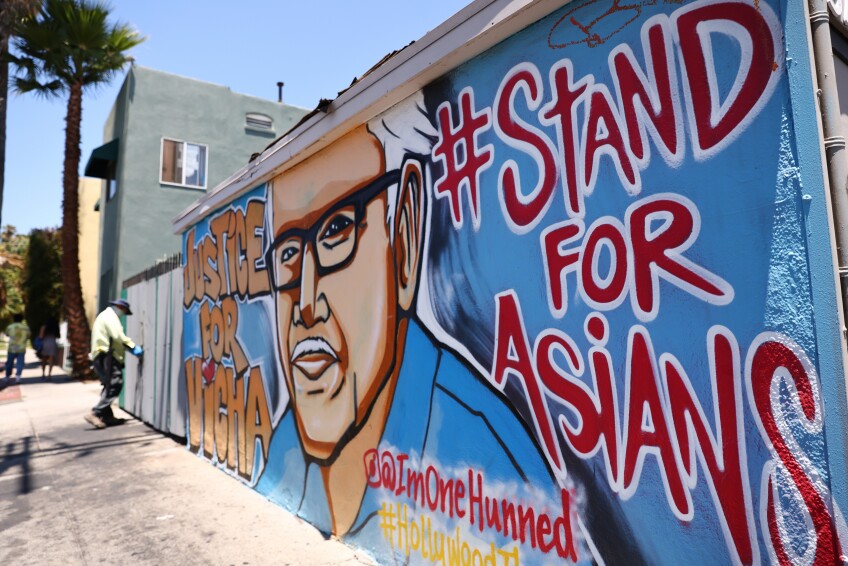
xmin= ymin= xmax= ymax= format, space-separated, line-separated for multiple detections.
xmin=5 ymin=0 xmax=471 ymax=233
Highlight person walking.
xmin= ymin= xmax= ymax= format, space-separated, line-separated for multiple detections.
xmin=4 ymin=313 xmax=30 ymax=385
xmin=38 ymin=316 xmax=60 ymax=380
xmin=84 ymin=299 xmax=143 ymax=429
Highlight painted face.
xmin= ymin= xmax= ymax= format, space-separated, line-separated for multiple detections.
xmin=269 ymin=126 xmax=398 ymax=461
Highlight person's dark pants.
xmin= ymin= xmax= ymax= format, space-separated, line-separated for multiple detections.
xmin=91 ymin=354 xmax=123 ymax=419
xmin=5 ymin=352 xmax=25 ymax=378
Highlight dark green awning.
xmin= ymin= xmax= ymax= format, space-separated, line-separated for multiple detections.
xmin=84 ymin=138 xmax=119 ymax=178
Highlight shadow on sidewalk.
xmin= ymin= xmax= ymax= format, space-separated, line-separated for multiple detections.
xmin=0 ymin=430 xmax=166 ymax=495
xmin=0 ymin=436 xmax=33 ymax=494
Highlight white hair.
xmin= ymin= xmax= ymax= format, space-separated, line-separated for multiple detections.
xmin=367 ymin=90 xmax=436 ymax=234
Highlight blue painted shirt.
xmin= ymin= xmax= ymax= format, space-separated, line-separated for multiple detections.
xmin=256 ymin=320 xmax=560 ymax=563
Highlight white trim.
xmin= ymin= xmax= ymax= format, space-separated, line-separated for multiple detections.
xmin=159 ymin=180 xmax=208 ymax=192
xmin=159 ymin=136 xmax=209 ymax=190
xmin=172 ymin=0 xmax=574 ymax=233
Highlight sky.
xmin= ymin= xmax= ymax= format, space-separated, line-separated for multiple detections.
xmin=4 ymin=0 xmax=472 ymax=234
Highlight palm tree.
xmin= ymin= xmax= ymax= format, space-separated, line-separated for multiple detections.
xmin=9 ymin=0 xmax=143 ymax=377
xmin=0 ymin=0 xmax=41 ymax=229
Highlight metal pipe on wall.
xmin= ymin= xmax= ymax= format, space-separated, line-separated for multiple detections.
xmin=809 ymin=0 xmax=848 ymax=370
xmin=808 ymin=0 xmax=848 ymax=515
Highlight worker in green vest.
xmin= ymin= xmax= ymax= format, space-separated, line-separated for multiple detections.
xmin=84 ymin=299 xmax=143 ymax=429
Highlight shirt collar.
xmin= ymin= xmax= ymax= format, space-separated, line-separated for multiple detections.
xmin=348 ymin=318 xmax=440 ymax=533
xmin=276 ymin=319 xmax=442 ymax=537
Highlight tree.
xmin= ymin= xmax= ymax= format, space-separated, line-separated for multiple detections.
xmin=0 ymin=0 xmax=40 ymax=229
xmin=0 ymin=224 xmax=27 ymax=328
xmin=22 ymin=228 xmax=63 ymax=336
xmin=9 ymin=0 xmax=143 ymax=377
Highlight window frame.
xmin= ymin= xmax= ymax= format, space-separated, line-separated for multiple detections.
xmin=159 ymin=137 xmax=209 ymax=190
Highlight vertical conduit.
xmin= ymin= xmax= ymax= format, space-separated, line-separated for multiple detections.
xmin=808 ymin=0 xmax=848 ymax=371
xmin=808 ymin=0 xmax=848 ymax=515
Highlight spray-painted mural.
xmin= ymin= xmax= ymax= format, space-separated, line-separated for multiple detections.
xmin=180 ymin=0 xmax=848 ymax=563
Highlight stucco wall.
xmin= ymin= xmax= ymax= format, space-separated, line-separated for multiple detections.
xmin=172 ymin=1 xmax=848 ymax=564
xmin=97 ymin=81 xmax=129 ymax=309
xmin=77 ymin=177 xmax=102 ymax=325
xmin=97 ymin=66 xmax=309 ymax=303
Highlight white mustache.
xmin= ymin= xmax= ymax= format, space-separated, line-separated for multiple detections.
xmin=291 ymin=337 xmax=338 ymax=361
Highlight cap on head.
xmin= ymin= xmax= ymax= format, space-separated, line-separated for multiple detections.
xmin=109 ymin=299 xmax=133 ymax=315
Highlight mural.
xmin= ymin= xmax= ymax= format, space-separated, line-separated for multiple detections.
xmin=180 ymin=0 xmax=848 ymax=563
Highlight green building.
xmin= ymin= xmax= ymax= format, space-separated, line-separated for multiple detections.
xmin=85 ymin=66 xmax=308 ymax=308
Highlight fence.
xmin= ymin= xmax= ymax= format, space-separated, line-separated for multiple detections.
xmin=121 ymin=253 xmax=185 ymax=438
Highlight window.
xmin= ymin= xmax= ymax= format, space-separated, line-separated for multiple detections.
xmin=246 ymin=113 xmax=273 ymax=130
xmin=106 ymin=161 xmax=117 ymax=201
xmin=161 ymin=138 xmax=208 ymax=189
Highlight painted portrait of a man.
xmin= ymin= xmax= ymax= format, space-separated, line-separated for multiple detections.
xmin=255 ymin=92 xmax=559 ymax=558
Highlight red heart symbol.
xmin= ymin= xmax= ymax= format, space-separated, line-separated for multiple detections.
xmin=201 ymin=358 xmax=216 ymax=384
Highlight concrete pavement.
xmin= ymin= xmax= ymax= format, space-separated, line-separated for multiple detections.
xmin=0 ymin=350 xmax=374 ymax=565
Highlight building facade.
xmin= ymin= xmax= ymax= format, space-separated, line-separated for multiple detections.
xmin=77 ymin=176 xmax=101 ymax=325
xmin=85 ymin=66 xmax=308 ymax=308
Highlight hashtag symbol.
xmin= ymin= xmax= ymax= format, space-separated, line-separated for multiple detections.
xmin=378 ymin=502 xmax=397 ymax=546
xmin=432 ymin=87 xmax=494 ymax=230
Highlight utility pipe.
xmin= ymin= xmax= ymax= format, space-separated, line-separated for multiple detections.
xmin=808 ymin=0 xmax=848 ymax=519
xmin=809 ymin=0 xmax=848 ymax=371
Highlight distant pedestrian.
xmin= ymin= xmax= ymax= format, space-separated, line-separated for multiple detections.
xmin=38 ymin=316 xmax=60 ymax=380
xmin=5 ymin=313 xmax=30 ymax=385
xmin=84 ymin=300 xmax=143 ymax=429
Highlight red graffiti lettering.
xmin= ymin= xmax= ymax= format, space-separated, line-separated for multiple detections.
xmin=662 ymin=327 xmax=754 ymax=564
xmin=747 ymin=335 xmax=842 ymax=565
xmin=675 ymin=1 xmax=779 ymax=158
xmin=494 ymin=63 xmax=559 ymax=233
xmin=541 ymin=219 xmax=582 ymax=318
xmin=581 ymin=218 xmax=628 ymax=308
xmin=540 ymin=60 xmax=590 ymax=218
xmin=620 ymin=328 xmax=688 ymax=514
xmin=581 ymin=87 xmax=638 ymax=196
xmin=490 ymin=1 xmax=780 ymax=228
xmin=628 ymin=195 xmax=733 ymax=319
xmin=489 ymin=295 xmax=841 ymax=563
xmin=491 ymin=291 xmax=565 ymax=477
xmin=610 ymin=18 xmax=681 ymax=167
xmin=542 ymin=194 xmax=732 ymax=321
xmin=432 ymin=87 xmax=494 ymax=229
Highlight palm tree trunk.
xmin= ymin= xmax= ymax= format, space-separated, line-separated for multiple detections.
xmin=0 ymin=34 xmax=8 ymax=229
xmin=62 ymin=82 xmax=92 ymax=378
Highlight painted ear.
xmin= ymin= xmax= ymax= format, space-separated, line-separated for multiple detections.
xmin=395 ymin=159 xmax=424 ymax=312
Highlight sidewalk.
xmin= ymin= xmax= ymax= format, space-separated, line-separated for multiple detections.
xmin=0 ymin=350 xmax=373 ymax=565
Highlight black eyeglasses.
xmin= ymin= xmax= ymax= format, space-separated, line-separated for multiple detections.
xmin=266 ymin=170 xmax=401 ymax=291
